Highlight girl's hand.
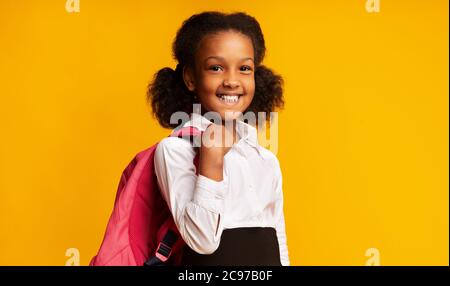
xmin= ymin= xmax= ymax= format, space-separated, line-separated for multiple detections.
xmin=198 ymin=123 xmax=235 ymax=182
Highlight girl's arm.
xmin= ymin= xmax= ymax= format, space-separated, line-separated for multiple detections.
xmin=154 ymin=136 xmax=227 ymax=255
xmin=198 ymin=123 xmax=235 ymax=181
xmin=273 ymin=159 xmax=291 ymax=266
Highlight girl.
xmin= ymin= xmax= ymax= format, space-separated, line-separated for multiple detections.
xmin=148 ymin=11 xmax=289 ymax=266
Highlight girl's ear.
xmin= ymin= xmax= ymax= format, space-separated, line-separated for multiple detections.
xmin=182 ymin=65 xmax=196 ymax=92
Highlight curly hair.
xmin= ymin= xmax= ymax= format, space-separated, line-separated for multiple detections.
xmin=147 ymin=11 xmax=284 ymax=129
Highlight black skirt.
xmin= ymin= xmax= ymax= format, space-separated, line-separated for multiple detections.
xmin=181 ymin=227 xmax=281 ymax=266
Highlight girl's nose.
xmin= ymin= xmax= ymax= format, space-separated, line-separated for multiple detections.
xmin=223 ymin=80 xmax=240 ymax=88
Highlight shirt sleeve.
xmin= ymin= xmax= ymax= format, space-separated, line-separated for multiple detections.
xmin=273 ymin=158 xmax=290 ymax=266
xmin=154 ymin=136 xmax=227 ymax=255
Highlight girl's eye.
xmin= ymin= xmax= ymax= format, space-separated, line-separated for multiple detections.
xmin=208 ymin=65 xmax=253 ymax=72
xmin=209 ymin=65 xmax=223 ymax=72
xmin=241 ymin=66 xmax=253 ymax=72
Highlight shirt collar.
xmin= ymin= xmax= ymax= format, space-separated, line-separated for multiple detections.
xmin=181 ymin=112 xmax=264 ymax=157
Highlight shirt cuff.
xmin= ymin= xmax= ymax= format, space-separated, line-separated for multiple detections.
xmin=192 ymin=174 xmax=227 ymax=214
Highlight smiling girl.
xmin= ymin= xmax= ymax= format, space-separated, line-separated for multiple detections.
xmin=148 ymin=11 xmax=289 ymax=266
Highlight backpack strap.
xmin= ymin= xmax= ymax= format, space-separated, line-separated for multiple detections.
xmin=171 ymin=126 xmax=202 ymax=176
xmin=144 ymin=126 xmax=203 ymax=266
xmin=144 ymin=229 xmax=178 ymax=266
xmin=171 ymin=125 xmax=202 ymax=138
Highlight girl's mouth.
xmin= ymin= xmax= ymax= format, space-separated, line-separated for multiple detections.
xmin=216 ymin=93 xmax=243 ymax=105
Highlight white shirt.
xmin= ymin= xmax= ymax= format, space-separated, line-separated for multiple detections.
xmin=154 ymin=113 xmax=290 ymax=266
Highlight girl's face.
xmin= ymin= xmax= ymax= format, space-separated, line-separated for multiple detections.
xmin=183 ymin=30 xmax=255 ymax=121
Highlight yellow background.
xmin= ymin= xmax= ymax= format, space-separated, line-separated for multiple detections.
xmin=0 ymin=0 xmax=448 ymax=266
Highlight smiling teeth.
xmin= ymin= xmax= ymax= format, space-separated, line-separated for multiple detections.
xmin=218 ymin=95 xmax=239 ymax=103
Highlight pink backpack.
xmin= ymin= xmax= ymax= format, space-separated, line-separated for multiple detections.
xmin=90 ymin=126 xmax=202 ymax=266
